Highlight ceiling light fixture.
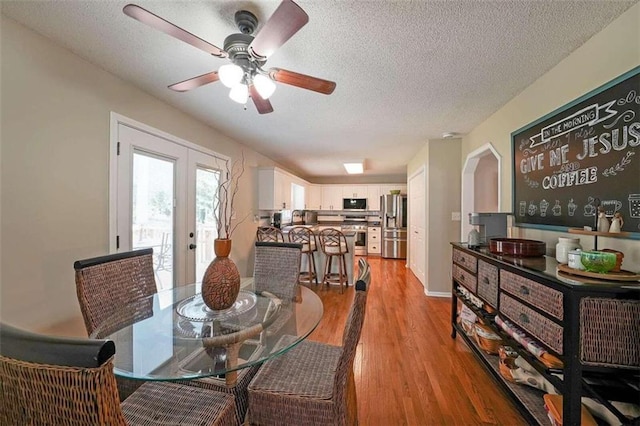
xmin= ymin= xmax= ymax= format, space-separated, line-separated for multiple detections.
xmin=229 ymin=83 xmax=249 ymax=104
xmin=254 ymin=74 xmax=277 ymax=99
xmin=218 ymin=64 xmax=244 ymax=88
xmin=344 ymin=162 xmax=364 ymax=174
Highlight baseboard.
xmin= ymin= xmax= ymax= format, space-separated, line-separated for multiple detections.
xmin=424 ymin=290 xmax=451 ymax=298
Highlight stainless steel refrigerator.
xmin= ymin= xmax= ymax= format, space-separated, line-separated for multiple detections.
xmin=381 ymin=194 xmax=407 ymax=259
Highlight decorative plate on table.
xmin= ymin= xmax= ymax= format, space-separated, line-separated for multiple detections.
xmin=176 ymin=290 xmax=257 ymax=322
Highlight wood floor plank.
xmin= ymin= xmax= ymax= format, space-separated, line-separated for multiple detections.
xmin=306 ymin=256 xmax=527 ymax=425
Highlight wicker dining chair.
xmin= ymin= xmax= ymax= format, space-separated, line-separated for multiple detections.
xmin=254 ymin=241 xmax=303 ymax=302
xmin=0 ymin=323 xmax=237 ymax=426
xmin=74 ymin=248 xmax=158 ymax=401
xmin=247 ymin=258 xmax=371 ymax=426
xmin=74 ymin=249 xmax=255 ymax=423
xmin=256 ymin=226 xmax=285 ymax=242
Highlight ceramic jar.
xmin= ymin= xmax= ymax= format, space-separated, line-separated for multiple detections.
xmin=555 ymin=237 xmax=582 ymax=264
xmin=567 ymin=249 xmax=585 ymax=270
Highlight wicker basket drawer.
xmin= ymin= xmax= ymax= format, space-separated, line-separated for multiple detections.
xmin=500 ymin=270 xmax=563 ymax=320
xmin=453 ymin=264 xmax=477 ymax=293
xmin=580 ymin=297 xmax=640 ymax=368
xmin=500 ymin=293 xmax=563 ymax=355
xmin=452 ymin=249 xmax=477 ymax=273
xmin=477 ymin=260 xmax=499 ymax=308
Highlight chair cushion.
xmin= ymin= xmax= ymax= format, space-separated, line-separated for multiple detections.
xmin=122 ymin=381 xmax=236 ymax=425
xmin=248 ymin=335 xmax=341 ymax=399
xmin=324 ymin=243 xmax=347 ymax=254
xmin=301 ymin=241 xmax=317 ymax=252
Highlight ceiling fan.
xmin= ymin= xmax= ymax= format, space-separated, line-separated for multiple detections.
xmin=123 ymin=0 xmax=336 ymax=114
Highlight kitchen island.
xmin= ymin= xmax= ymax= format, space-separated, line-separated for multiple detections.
xmin=281 ymin=225 xmax=356 ymax=285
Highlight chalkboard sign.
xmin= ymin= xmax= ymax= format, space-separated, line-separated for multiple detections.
xmin=512 ymin=67 xmax=640 ymax=236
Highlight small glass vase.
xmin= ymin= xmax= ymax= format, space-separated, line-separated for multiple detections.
xmin=201 ymin=239 xmax=240 ymax=311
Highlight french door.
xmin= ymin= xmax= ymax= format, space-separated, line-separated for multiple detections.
xmin=112 ymin=116 xmax=227 ymax=289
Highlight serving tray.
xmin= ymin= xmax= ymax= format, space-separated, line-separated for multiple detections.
xmin=489 ymin=238 xmax=546 ymax=257
xmin=557 ymin=264 xmax=640 ymax=282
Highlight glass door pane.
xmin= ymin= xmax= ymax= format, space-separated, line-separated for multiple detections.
xmin=194 ymin=167 xmax=221 ymax=281
xmin=131 ymin=151 xmax=175 ymax=290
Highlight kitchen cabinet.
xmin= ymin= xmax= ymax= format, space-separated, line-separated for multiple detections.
xmin=321 ymin=185 xmax=343 ymax=211
xmin=367 ymin=226 xmax=381 ymax=255
xmin=380 ymin=184 xmax=407 ymax=195
xmin=450 ymin=243 xmax=639 ymax=426
xmin=258 ymin=167 xmax=292 ymax=210
xmin=306 ymin=184 xmax=322 ymax=210
xmin=366 ymin=186 xmax=381 ymax=210
xmin=342 ymin=185 xmax=368 ymax=198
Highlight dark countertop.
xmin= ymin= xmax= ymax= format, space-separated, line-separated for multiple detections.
xmin=451 ymin=242 xmax=640 ymax=289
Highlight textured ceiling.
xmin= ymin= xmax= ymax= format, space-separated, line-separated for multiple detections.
xmin=2 ymin=0 xmax=637 ymax=181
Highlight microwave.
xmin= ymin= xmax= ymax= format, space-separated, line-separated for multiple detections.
xmin=343 ymin=198 xmax=367 ymax=210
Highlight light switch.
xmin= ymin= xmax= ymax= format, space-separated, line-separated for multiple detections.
xmin=451 ymin=212 xmax=461 ymax=221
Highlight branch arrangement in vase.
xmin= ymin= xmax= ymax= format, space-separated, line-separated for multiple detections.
xmin=213 ymin=151 xmax=249 ymax=240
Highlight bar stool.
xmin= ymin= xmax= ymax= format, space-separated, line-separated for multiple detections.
xmin=256 ymin=226 xmax=285 ymax=242
xmin=288 ymin=226 xmax=319 ymax=285
xmin=318 ymin=228 xmax=349 ymax=293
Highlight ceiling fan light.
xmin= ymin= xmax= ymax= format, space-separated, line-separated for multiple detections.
xmin=219 ymin=64 xmax=243 ymax=88
xmin=229 ymin=84 xmax=249 ymax=104
xmin=254 ymin=74 xmax=276 ymax=99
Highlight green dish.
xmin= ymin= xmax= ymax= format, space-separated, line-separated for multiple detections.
xmin=580 ymin=251 xmax=617 ymax=273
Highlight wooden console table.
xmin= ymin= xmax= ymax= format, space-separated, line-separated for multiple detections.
xmin=450 ymin=243 xmax=639 ymax=426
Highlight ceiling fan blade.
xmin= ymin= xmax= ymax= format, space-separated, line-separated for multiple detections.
xmin=248 ymin=0 xmax=308 ymax=60
xmin=168 ymin=71 xmax=220 ymax=92
xmin=123 ymin=4 xmax=226 ymax=58
xmin=269 ymin=68 xmax=336 ymax=95
xmin=249 ymin=85 xmax=274 ymax=114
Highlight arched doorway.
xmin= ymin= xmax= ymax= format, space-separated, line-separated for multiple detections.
xmin=461 ymin=144 xmax=501 ymax=241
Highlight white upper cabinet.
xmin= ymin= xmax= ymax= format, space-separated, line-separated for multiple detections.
xmin=321 ymin=185 xmax=343 ymax=210
xmin=306 ymin=184 xmax=322 ymax=210
xmin=367 ymin=185 xmax=381 ymax=210
xmin=258 ymin=167 xmax=293 ymax=210
xmin=342 ymin=185 xmax=368 ymax=198
xmin=380 ymin=184 xmax=407 ymax=195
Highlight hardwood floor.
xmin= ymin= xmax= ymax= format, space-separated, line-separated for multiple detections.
xmin=42 ymin=256 xmax=527 ymax=425
xmin=306 ymin=256 xmax=527 ymax=426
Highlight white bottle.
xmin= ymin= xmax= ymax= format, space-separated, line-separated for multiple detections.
xmin=555 ymin=237 xmax=582 ymax=264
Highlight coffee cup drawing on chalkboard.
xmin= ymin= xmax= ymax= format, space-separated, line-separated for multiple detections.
xmin=583 ymin=197 xmax=596 ymax=217
xmin=528 ymin=202 xmax=537 ymax=216
xmin=539 ymin=199 xmax=549 ymax=217
xmin=601 ymin=199 xmax=622 ymax=217
xmin=552 ymin=200 xmax=561 ymax=216
xmin=568 ymin=199 xmax=577 ymax=216
xmin=629 ymin=194 xmax=640 ymax=218
xmin=519 ymin=201 xmax=526 ymax=216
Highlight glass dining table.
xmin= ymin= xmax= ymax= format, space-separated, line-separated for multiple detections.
xmin=91 ymin=279 xmax=323 ymax=386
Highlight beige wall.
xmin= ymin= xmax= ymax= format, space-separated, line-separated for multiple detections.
xmin=0 ymin=16 xmax=278 ymax=329
xmin=473 ymin=155 xmax=499 ymax=212
xmin=408 ymin=139 xmax=461 ymax=294
xmin=462 ymin=3 xmax=640 ymax=270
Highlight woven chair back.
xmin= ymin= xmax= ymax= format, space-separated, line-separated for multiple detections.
xmin=287 ymin=226 xmax=317 ymax=252
xmin=318 ymin=228 xmax=349 ymax=254
xmin=0 ymin=324 xmax=125 ymax=425
xmin=254 ymin=242 xmax=302 ymax=301
xmin=74 ymin=248 xmax=157 ymax=337
xmin=256 ymin=226 xmax=285 ymax=242
xmin=334 ymin=260 xmax=371 ymax=413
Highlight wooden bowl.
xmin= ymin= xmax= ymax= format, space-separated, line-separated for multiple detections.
xmin=489 ymin=238 xmax=546 ymax=257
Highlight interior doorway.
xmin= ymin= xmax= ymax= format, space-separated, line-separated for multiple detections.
xmin=461 ymin=144 xmax=501 ymax=241
xmin=408 ymin=166 xmax=426 ymax=287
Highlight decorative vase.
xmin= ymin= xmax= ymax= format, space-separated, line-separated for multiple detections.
xmin=201 ymin=239 xmax=240 ymax=311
